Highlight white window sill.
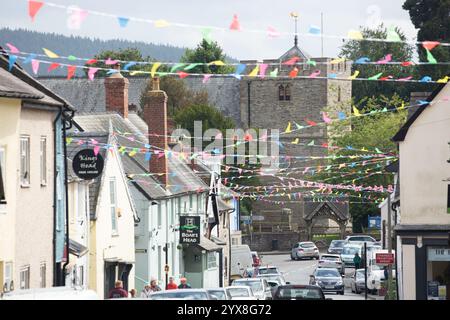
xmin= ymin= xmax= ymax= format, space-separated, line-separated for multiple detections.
xmin=112 ymin=232 xmax=119 ymax=237
xmin=20 ymin=184 xmax=30 ymax=188
xmin=41 ymin=183 xmax=47 ymax=187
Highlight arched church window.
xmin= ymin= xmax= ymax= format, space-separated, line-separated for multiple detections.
xmin=285 ymin=85 xmax=291 ymax=101
xmin=278 ymin=85 xmax=285 ymax=101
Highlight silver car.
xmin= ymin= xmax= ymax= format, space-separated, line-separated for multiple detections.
xmin=291 ymin=242 xmax=320 ymax=260
xmin=318 ymin=254 xmax=345 ymax=274
xmin=231 ymin=278 xmax=272 ymax=300
xmin=350 ymin=269 xmax=366 ymax=294
xmin=310 ymin=268 xmax=345 ymax=295
xmin=149 ymin=289 xmax=215 ymax=300
xmin=207 ymin=288 xmax=232 ymax=300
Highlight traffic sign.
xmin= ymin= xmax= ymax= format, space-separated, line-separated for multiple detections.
xmin=252 ymin=215 xmax=265 ymax=221
xmin=376 ymin=253 xmax=395 ymax=265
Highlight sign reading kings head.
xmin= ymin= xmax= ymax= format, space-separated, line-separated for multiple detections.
xmin=72 ymin=149 xmax=104 ymax=180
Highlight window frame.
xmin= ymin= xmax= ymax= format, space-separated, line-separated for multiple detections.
xmin=40 ymin=136 xmax=47 ymax=186
xmin=207 ymin=252 xmax=218 ymax=269
xmin=278 ymin=85 xmax=285 ymax=101
xmin=40 ymin=262 xmax=46 ymax=288
xmin=20 ymin=136 xmax=30 ymax=187
xmin=284 ymin=84 xmax=291 ymax=101
xmin=19 ymin=265 xmax=30 ymax=290
xmin=109 ymin=178 xmax=118 ymax=235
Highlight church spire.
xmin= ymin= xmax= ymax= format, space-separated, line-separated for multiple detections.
xmin=290 ymin=12 xmax=299 ymax=47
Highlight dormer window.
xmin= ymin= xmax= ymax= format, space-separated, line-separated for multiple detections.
xmin=278 ymin=84 xmax=291 ymax=101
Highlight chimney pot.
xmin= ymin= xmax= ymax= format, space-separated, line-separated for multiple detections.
xmin=152 ymin=77 xmax=160 ymax=91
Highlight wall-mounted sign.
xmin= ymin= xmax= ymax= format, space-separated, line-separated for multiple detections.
xmin=179 ymin=216 xmax=200 ymax=244
xmin=72 ymin=149 xmax=104 ymax=180
xmin=375 ymin=253 xmax=395 ymax=265
xmin=428 ymin=248 xmax=450 ymax=261
xmin=368 ymin=216 xmax=381 ymax=229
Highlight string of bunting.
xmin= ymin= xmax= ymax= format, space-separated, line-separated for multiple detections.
xmin=25 ymin=0 xmax=450 ymax=48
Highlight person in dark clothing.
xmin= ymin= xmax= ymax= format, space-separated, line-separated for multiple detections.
xmin=178 ymin=277 xmax=192 ymax=289
xmin=108 ymin=280 xmax=128 ymax=299
xmin=353 ymin=253 xmax=362 ymax=270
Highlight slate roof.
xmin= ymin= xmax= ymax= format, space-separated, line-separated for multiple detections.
xmin=303 ymin=197 xmax=349 ymax=222
xmin=66 ymin=132 xmax=109 ymax=220
xmin=0 ymin=53 xmax=74 ymax=109
xmin=279 ymin=45 xmax=311 ymax=62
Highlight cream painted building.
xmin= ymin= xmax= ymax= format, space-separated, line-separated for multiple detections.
xmin=0 ymin=54 xmax=74 ymax=293
xmin=393 ymin=82 xmax=450 ymax=300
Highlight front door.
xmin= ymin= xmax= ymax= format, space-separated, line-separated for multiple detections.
xmin=104 ymin=262 xmax=117 ymax=298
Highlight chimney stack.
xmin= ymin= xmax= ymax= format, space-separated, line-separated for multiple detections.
xmin=143 ymin=77 xmax=169 ymax=186
xmin=104 ymin=64 xmax=129 ymax=118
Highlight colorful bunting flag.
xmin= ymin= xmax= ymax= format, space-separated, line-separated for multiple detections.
xmin=151 ymin=63 xmax=161 ymax=77
xmin=31 ymin=59 xmax=40 ymax=75
xmin=154 ymin=19 xmax=170 ymax=28
xmin=283 ymin=57 xmax=300 ymax=66
xmin=292 ymin=138 xmax=299 ymax=145
xmin=248 ymin=65 xmax=259 ymax=77
xmin=177 ymin=71 xmax=189 ymax=79
xmin=309 ymin=70 xmax=321 ymax=78
xmin=306 ymin=119 xmax=317 ymax=126
xmin=48 ymin=63 xmax=60 ymax=72
xmin=269 ymin=68 xmax=279 ymax=77
xmin=348 ymin=30 xmax=363 ymax=40
xmin=202 ymin=74 xmax=212 ymax=83
xmin=422 ymin=41 xmax=440 ymax=51
xmin=426 ymin=49 xmax=437 ymax=64
xmin=350 ymin=70 xmax=360 ymax=80
xmin=23 ymin=54 xmax=36 ymax=64
xmin=67 ymin=65 xmax=76 ymax=80
xmin=43 ymin=48 xmax=59 ymax=58
xmin=289 ymin=67 xmax=299 ymax=78
xmin=8 ymin=55 xmax=17 ymax=71
xmin=184 ymin=63 xmax=201 ymax=70
xmin=368 ymin=73 xmax=383 ymax=80
xmin=386 ymin=26 xmax=401 ymax=42
xmin=208 ymin=60 xmax=225 ymax=66
xmin=308 ymin=25 xmax=321 ymax=35
xmin=353 ymin=106 xmax=361 ymax=116
xmin=267 ymin=26 xmax=280 ymax=38
xmin=259 ymin=64 xmax=268 ymax=78
xmin=284 ymin=122 xmax=292 ymax=133
xmin=230 ymin=14 xmax=241 ymax=31
xmin=88 ymin=67 xmax=99 ymax=81
xmin=6 ymin=43 xmax=20 ymax=54
xmin=29 ymin=1 xmax=44 ymax=21
xmin=322 ymin=112 xmax=332 ymax=124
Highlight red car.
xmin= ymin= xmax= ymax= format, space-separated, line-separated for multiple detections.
xmin=251 ymin=251 xmax=261 ymax=267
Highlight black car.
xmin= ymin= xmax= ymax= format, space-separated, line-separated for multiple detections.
xmin=272 ymin=285 xmax=326 ymax=300
xmin=327 ymin=240 xmax=346 ymax=254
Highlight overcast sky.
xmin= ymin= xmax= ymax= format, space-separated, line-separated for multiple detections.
xmin=0 ymin=0 xmax=417 ymax=60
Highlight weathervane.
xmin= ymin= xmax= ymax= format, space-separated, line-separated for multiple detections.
xmin=290 ymin=12 xmax=299 ymax=47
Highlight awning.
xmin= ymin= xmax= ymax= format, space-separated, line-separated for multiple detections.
xmin=69 ymin=239 xmax=88 ymax=258
xmin=211 ymin=236 xmax=226 ymax=246
xmin=196 ymin=237 xmax=222 ymax=252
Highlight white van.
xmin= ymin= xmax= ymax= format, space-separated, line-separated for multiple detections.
xmin=367 ymin=249 xmax=396 ymax=292
xmin=230 ymin=245 xmax=253 ymax=281
xmin=0 ymin=286 xmax=100 ymax=300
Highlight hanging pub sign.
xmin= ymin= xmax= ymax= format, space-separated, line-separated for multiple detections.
xmin=72 ymin=149 xmax=104 ymax=180
xmin=179 ymin=216 xmax=200 ymax=244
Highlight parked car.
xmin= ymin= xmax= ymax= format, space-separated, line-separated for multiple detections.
xmin=251 ymin=251 xmax=262 ymax=267
xmin=341 ymin=243 xmax=364 ymax=267
xmin=367 ymin=249 xmax=396 ymax=293
xmin=310 ymin=268 xmax=345 ymax=295
xmin=273 ymin=285 xmax=326 ymax=300
xmin=225 ymin=286 xmax=258 ymax=300
xmin=0 ymin=287 xmax=100 ymax=300
xmin=231 ymin=278 xmax=272 ymax=300
xmin=291 ymin=242 xmax=320 ymax=260
xmin=257 ymin=265 xmax=282 ymax=276
xmin=256 ymin=274 xmax=287 ymax=285
xmin=328 ymin=240 xmax=346 ymax=254
xmin=207 ymin=288 xmax=232 ymax=300
xmin=231 ymin=245 xmax=254 ymax=281
xmin=318 ymin=254 xmax=345 ymax=274
xmin=149 ymin=289 xmax=214 ymax=300
xmin=345 ymin=235 xmax=376 ymax=243
xmin=350 ymin=269 xmax=366 ymax=294
xmin=266 ymin=280 xmax=281 ymax=297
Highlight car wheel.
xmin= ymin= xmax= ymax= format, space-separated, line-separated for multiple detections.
xmin=355 ymin=287 xmax=360 ymax=294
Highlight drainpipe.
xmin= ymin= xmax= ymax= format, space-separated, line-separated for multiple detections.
xmin=392 ymin=200 xmax=400 ymax=300
xmin=52 ymin=107 xmax=62 ymax=286
xmin=247 ymin=81 xmax=251 ymax=128
xmin=62 ymin=109 xmax=74 ymax=285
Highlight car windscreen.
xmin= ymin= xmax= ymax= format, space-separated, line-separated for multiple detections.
xmin=330 ymin=241 xmax=346 ymax=248
xmin=258 ymin=268 xmax=278 ymax=275
xmin=315 ymin=269 xmax=340 ymax=277
xmin=300 ymin=243 xmax=315 ymax=248
xmin=227 ymin=288 xmax=250 ymax=297
xmin=356 ymin=271 xmax=365 ymax=279
xmin=150 ymin=292 xmax=208 ymax=300
xmin=208 ymin=290 xmax=226 ymax=299
xmin=259 ymin=275 xmax=282 ymax=282
xmin=321 ymin=256 xmax=340 ymax=261
xmin=233 ymin=281 xmax=263 ymax=293
xmin=277 ymin=288 xmax=323 ymax=300
xmin=342 ymin=246 xmax=360 ymax=255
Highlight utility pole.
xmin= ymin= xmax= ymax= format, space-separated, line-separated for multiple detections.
xmin=250 ymin=210 xmax=253 ymax=246
xmin=364 ymin=242 xmax=368 ymax=300
xmin=387 ymin=194 xmax=393 ymax=295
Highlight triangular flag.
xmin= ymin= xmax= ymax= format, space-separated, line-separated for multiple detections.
xmin=398 ymin=101 xmax=405 ymax=110
xmin=117 ymin=17 xmax=130 ymax=28
xmin=86 ymin=59 xmax=97 ymax=65
xmin=170 ymin=63 xmax=186 ymax=73
xmin=43 ymin=48 xmax=59 ymax=58
xmin=201 ymin=28 xmax=213 ymax=44
xmin=23 ymin=54 xmax=36 ymax=64
xmin=208 ymin=60 xmax=225 ymax=66
xmin=151 ymin=63 xmax=161 ymax=77
xmin=292 ymin=138 xmax=299 ymax=145
xmin=426 ymin=49 xmax=437 ymax=64
xmin=88 ymin=67 xmax=99 ymax=81
xmin=230 ymin=14 xmax=241 ymax=31
xmin=437 ymin=76 xmax=449 ymax=83
xmin=31 ymin=59 xmax=40 ymax=75
xmin=353 ymin=106 xmax=361 ymax=116
xmin=306 ymin=119 xmax=317 ymax=126
xmin=269 ymin=68 xmax=279 ymax=77
xmin=123 ymin=62 xmax=137 ymax=71
xmin=248 ymin=65 xmax=259 ymax=77
xmin=67 ymin=65 xmax=76 ymax=80
xmin=6 ymin=43 xmax=20 ymax=54
xmin=368 ymin=72 xmax=383 ymax=80
xmin=29 ymin=1 xmax=44 ymax=21
xmin=154 ymin=19 xmax=170 ymax=28
xmin=283 ymin=57 xmax=300 ymax=66
xmin=234 ymin=64 xmax=246 ymax=76
xmin=184 ymin=63 xmax=200 ymax=70
xmin=386 ymin=26 xmax=401 ymax=42
xmin=308 ymin=25 xmax=321 ymax=35
xmin=422 ymin=41 xmax=440 ymax=51
xmin=93 ymin=146 xmax=100 ymax=156
xmin=48 ymin=63 xmax=60 ymax=72
xmin=67 ymin=55 xmax=77 ymax=61
xmin=202 ymin=74 xmax=212 ymax=84
xmin=105 ymin=58 xmax=119 ymax=65
xmin=309 ymin=70 xmax=321 ymax=78
xmin=145 ymin=152 xmax=152 ymax=161
xmin=294 ymin=122 xmax=304 ymax=130
xmin=267 ymin=26 xmax=280 ymax=38
xmin=350 ymin=70 xmax=360 ymax=80
xmin=8 ymin=55 xmax=18 ymax=71
xmin=259 ymin=64 xmax=268 ymax=78
xmin=66 ymin=137 xmax=73 ymax=145
xmin=308 ymin=140 xmax=315 ymax=146
xmin=307 ymin=60 xmax=317 ymax=66
xmin=284 ymin=122 xmax=292 ymax=133
xmin=289 ymin=67 xmax=299 ymax=78
xmin=177 ymin=71 xmax=189 ymax=79
xmin=322 ymin=112 xmax=332 ymax=124
xmin=348 ymin=30 xmax=363 ymax=40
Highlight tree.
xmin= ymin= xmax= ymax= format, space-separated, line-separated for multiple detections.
xmin=403 ymin=0 xmax=450 ymax=81
xmin=139 ymin=77 xmax=209 ymax=116
xmin=85 ymin=48 xmax=151 ymax=77
xmin=340 ymin=24 xmax=425 ymax=103
xmin=181 ymin=39 xmax=234 ymax=74
xmin=315 ymin=95 xmax=407 ymax=232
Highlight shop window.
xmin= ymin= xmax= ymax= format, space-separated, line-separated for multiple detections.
xmin=427 ymin=247 xmax=450 ymax=300
xmin=20 ymin=265 xmax=30 ymax=289
xmin=207 ymin=252 xmax=217 ymax=269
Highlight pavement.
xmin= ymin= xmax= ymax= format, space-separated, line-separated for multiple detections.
xmin=260 ymin=253 xmax=385 ymax=301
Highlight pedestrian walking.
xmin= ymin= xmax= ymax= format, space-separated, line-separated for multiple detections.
xmin=140 ymin=283 xmax=153 ymax=298
xmin=353 ymin=252 xmax=362 ymax=270
xmin=167 ymin=276 xmax=178 ymax=290
xmin=150 ymin=278 xmax=162 ymax=292
xmin=108 ymin=280 xmax=128 ymax=299
xmin=178 ymin=277 xmax=192 ymax=289
xmin=129 ymin=289 xmax=137 ymax=298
